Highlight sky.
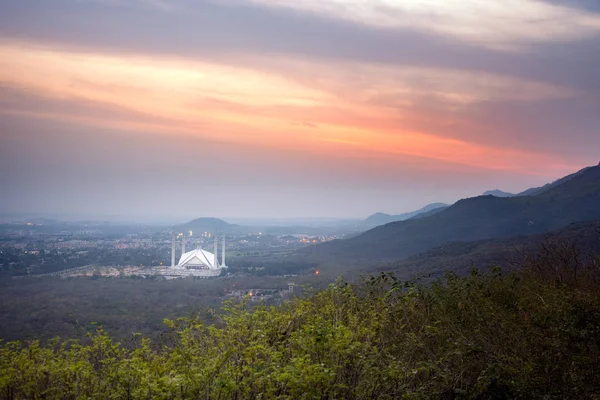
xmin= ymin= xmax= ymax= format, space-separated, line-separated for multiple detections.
xmin=1 ymin=0 xmax=599 ymax=221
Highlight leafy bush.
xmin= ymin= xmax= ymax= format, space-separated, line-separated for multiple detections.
xmin=2 ymin=248 xmax=600 ymax=399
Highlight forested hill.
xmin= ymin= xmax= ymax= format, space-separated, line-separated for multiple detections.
xmin=375 ymin=220 xmax=600 ymax=279
xmin=297 ymin=164 xmax=600 ymax=263
xmin=364 ymin=203 xmax=448 ymax=226
xmin=2 ymin=249 xmax=600 ymax=399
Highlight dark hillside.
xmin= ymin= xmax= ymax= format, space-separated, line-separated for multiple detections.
xmin=375 ymin=220 xmax=600 ymax=278
xmin=518 ymin=163 xmax=597 ymax=196
xmin=298 ymin=164 xmax=600 ymax=264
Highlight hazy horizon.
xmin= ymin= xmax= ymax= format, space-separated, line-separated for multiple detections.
xmin=2 ymin=0 xmax=599 ymax=219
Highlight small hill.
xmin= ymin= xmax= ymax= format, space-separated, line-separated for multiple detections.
xmin=365 ymin=203 xmax=448 ymax=226
xmin=178 ymin=217 xmax=239 ymax=234
xmin=298 ymin=164 xmax=600 ymax=264
xmin=408 ymin=206 xmax=449 ymax=220
xmin=365 ymin=212 xmax=394 ymax=226
xmin=482 ymin=189 xmax=514 ymax=197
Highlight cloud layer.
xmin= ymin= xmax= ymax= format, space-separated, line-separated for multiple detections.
xmin=0 ymin=0 xmax=599 ymax=219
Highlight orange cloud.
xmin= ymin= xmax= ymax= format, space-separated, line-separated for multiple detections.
xmin=0 ymin=40 xmax=581 ymax=177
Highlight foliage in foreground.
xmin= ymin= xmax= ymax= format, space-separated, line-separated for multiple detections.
xmin=1 ymin=244 xmax=600 ymax=399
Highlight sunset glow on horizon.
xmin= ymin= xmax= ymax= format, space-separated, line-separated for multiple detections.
xmin=1 ymin=0 xmax=599 ymax=219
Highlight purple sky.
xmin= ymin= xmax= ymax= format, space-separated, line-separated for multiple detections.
xmin=0 ymin=0 xmax=599 ymax=220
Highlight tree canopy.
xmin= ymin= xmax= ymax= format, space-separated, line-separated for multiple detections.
xmin=1 ymin=246 xmax=600 ymax=399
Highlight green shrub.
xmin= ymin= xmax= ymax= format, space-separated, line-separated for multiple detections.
xmin=2 ymin=249 xmax=600 ymax=399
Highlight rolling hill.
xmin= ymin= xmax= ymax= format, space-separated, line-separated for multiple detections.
xmin=373 ymin=220 xmax=600 ymax=279
xmin=482 ymin=189 xmax=514 ymax=197
xmin=297 ymin=163 xmax=600 ymax=264
xmin=364 ymin=203 xmax=449 ymax=226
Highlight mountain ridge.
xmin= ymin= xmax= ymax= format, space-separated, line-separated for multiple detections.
xmin=374 ymin=220 xmax=600 ymax=279
xmin=482 ymin=189 xmax=514 ymax=197
xmin=364 ymin=203 xmax=449 ymax=226
xmin=297 ymin=164 xmax=600 ymax=264
xmin=483 ymin=164 xmax=597 ymax=198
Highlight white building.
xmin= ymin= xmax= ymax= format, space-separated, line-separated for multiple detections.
xmin=161 ymin=232 xmax=227 ymax=278
xmin=177 ymin=248 xmax=218 ymax=270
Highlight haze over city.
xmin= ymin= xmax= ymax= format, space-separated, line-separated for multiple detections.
xmin=1 ymin=0 xmax=600 ymax=220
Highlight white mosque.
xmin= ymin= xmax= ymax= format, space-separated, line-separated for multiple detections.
xmin=163 ymin=232 xmax=228 ymax=278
